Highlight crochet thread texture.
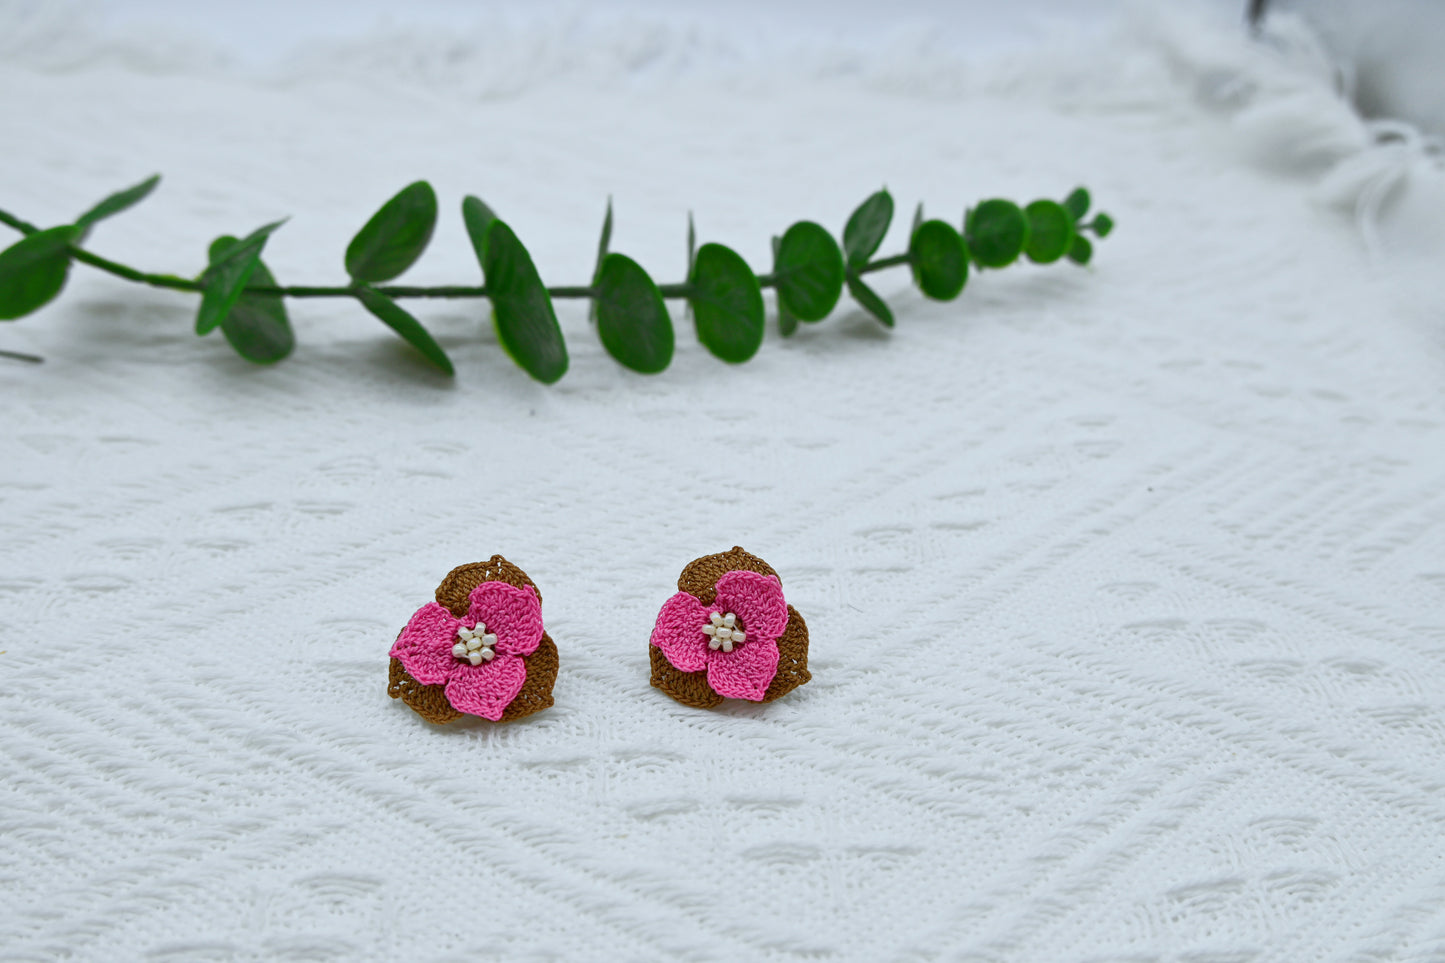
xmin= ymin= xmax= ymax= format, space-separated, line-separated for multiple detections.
xmin=387 ymin=555 xmax=558 ymax=723
xmin=650 ymin=546 xmax=811 ymax=707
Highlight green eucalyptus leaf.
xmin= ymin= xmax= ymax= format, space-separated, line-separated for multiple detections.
xmin=205 ymin=237 xmax=236 ymax=262
xmin=75 ymin=174 xmax=160 ymax=230
xmin=195 ymin=219 xmax=285 ymax=335
xmin=1093 ymin=212 xmax=1115 ymax=238
xmin=480 ymin=220 xmax=569 ymax=384
xmin=353 ymin=283 xmax=454 ymax=375
xmin=771 ymin=235 xmax=798 ymax=338
xmin=777 ymin=300 xmax=799 ymax=338
xmin=910 ymin=219 xmax=968 ymax=301
xmin=1023 ymin=199 xmax=1075 ymax=264
xmin=345 ymin=180 xmax=437 ymax=283
xmin=846 ymin=271 xmax=893 ymax=328
xmin=207 ymin=235 xmax=293 ymax=364
xmin=595 ymin=252 xmax=673 ymax=374
xmin=1063 ymin=187 xmax=1091 ymax=222
xmin=1068 ymin=234 xmax=1094 ymax=265
xmin=461 ymin=195 xmax=498 ymax=265
xmin=689 ymin=242 xmax=764 ymax=363
xmin=967 ymin=199 xmax=1029 ymax=269
xmin=774 ymin=220 xmax=844 ymax=322
xmin=0 ymin=225 xmax=77 ymax=321
xmin=588 ymin=196 xmax=613 ymax=322
xmin=843 ymin=188 xmax=893 ymax=267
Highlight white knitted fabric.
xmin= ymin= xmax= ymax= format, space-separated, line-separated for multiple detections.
xmin=3 ymin=4 xmax=1444 ymax=961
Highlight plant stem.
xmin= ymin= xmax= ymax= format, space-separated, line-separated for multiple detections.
xmin=0 ymin=209 xmax=38 ymax=235
xmin=1 ymin=205 xmax=914 ymax=303
xmin=71 ymin=248 xmax=203 ymax=292
xmin=0 ymin=348 xmax=44 ymax=364
xmin=859 ymin=253 xmax=912 ymax=274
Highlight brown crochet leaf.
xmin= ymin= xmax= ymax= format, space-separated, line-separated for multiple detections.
xmin=676 ymin=545 xmax=778 ymax=605
xmin=498 ymin=634 xmax=558 ymax=722
xmin=436 ymin=554 xmax=541 ymax=615
xmin=653 ymin=546 xmax=809 ymax=707
xmin=761 ymin=605 xmax=810 ymax=703
xmin=388 ymin=656 xmax=463 ymax=724
xmin=388 ymin=555 xmax=556 ymax=724
xmin=649 ymin=644 xmax=724 ymax=709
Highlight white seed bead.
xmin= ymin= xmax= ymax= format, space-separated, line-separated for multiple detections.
xmin=732 ymin=629 xmax=745 ymax=643
xmin=722 ymin=639 xmax=734 ymax=653
xmin=710 ymin=612 xmax=724 ymax=626
xmin=715 ymin=627 xmax=732 ymax=642
xmin=482 ymin=633 xmax=497 ymax=648
xmin=481 ymin=647 xmax=496 ymax=662
xmin=722 ymin=612 xmax=736 ymax=628
xmin=458 ymin=627 xmax=474 ymax=641
xmin=475 ymin=621 xmax=486 ymax=633
xmin=452 ymin=642 xmax=468 ymax=658
xmin=468 ymin=651 xmax=484 ymax=666
xmin=709 ymin=637 xmax=722 ymax=651
xmin=702 ymin=623 xmax=717 ymax=637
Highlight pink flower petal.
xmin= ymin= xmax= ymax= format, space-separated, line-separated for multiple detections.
xmin=714 ymin=570 xmax=788 ymax=643
xmin=650 ymin=591 xmax=710 ymax=673
xmin=390 ymin=601 xmax=462 ymax=685
xmin=467 ymin=581 xmax=544 ymax=657
xmin=707 ymin=636 xmax=780 ymax=701
xmin=444 ymin=653 xmax=529 ymax=721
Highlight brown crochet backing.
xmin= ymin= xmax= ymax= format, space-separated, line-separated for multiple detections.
xmin=650 ymin=546 xmax=811 ymax=708
xmin=387 ymin=555 xmax=558 ymax=724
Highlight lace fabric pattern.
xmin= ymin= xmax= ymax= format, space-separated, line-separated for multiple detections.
xmin=3 ymin=7 xmax=1445 ymax=961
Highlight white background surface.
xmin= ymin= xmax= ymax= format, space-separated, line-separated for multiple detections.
xmin=81 ymin=0 xmax=1198 ymax=64
xmin=3 ymin=2 xmax=1445 ymax=960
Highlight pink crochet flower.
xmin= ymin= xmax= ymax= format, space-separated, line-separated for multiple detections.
xmin=389 ymin=580 xmax=544 ymax=721
xmin=650 ymin=569 xmax=789 ymax=701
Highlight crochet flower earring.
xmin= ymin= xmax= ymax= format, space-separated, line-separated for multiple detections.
xmin=649 ymin=546 xmax=811 ymax=708
xmin=388 ymin=556 xmax=558 ymax=723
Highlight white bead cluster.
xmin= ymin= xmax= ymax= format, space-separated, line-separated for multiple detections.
xmin=452 ymin=623 xmax=498 ymax=665
xmin=701 ymin=611 xmax=746 ymax=653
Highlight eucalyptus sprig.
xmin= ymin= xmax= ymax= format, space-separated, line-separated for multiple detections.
xmin=0 ymin=177 xmax=1114 ymax=379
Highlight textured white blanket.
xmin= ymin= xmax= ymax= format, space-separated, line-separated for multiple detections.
xmin=3 ymin=4 xmax=1444 ymax=961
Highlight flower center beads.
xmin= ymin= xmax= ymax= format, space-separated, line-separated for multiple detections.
xmin=452 ymin=623 xmax=498 ymax=665
xmin=701 ymin=611 xmax=746 ymax=653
